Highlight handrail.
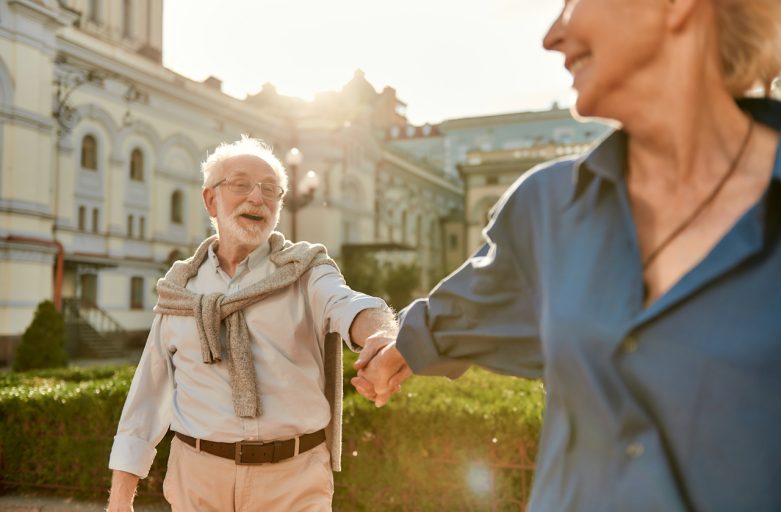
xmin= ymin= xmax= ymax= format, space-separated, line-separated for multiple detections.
xmin=62 ymin=297 xmax=127 ymax=339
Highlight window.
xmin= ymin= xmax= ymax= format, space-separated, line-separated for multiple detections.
xmin=139 ymin=216 xmax=145 ymax=240
xmin=130 ymin=276 xmax=144 ymax=309
xmin=401 ymin=211 xmax=408 ymax=244
xmin=127 ymin=214 xmax=134 ymax=238
xmin=449 ymin=234 xmax=459 ymax=250
xmin=81 ymin=135 xmax=97 ymax=170
xmin=129 ymin=148 xmax=144 ymax=181
xmin=92 ymin=208 xmax=99 ymax=233
xmin=78 ymin=206 xmax=86 ymax=231
xmin=486 ymin=175 xmax=499 ymax=185
xmin=171 ymin=190 xmax=183 ymax=224
xmin=122 ymin=0 xmax=132 ymax=38
xmin=88 ymin=0 xmax=100 ymax=23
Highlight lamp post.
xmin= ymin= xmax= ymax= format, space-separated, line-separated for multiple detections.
xmin=284 ymin=147 xmax=319 ymax=242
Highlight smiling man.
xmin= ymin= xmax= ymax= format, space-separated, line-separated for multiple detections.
xmin=107 ymin=136 xmax=395 ymax=512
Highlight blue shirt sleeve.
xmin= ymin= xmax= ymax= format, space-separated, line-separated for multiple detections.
xmin=396 ymin=177 xmax=543 ymax=380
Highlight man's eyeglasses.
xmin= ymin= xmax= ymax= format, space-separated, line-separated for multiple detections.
xmin=213 ymin=177 xmax=285 ymax=200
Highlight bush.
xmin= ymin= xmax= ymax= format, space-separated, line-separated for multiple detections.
xmin=0 ymin=360 xmax=545 ymax=509
xmin=12 ymin=301 xmax=67 ymax=372
xmin=382 ymin=263 xmax=420 ymax=311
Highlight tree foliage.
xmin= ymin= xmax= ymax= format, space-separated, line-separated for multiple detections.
xmin=13 ymin=300 xmax=68 ymax=372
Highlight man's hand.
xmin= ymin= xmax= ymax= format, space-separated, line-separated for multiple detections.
xmin=352 ymin=340 xmax=412 ymax=407
xmin=106 ymin=469 xmax=139 ymax=512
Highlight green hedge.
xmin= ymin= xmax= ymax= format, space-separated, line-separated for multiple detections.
xmin=0 ymin=355 xmax=544 ymax=510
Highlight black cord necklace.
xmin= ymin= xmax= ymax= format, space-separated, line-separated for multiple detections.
xmin=642 ymin=118 xmax=755 ymax=271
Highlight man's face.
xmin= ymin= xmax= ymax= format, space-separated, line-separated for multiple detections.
xmin=204 ymin=154 xmax=283 ymax=249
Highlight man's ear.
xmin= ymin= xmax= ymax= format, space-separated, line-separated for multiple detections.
xmin=203 ymin=187 xmax=217 ymax=217
xmin=666 ymin=0 xmax=700 ymax=32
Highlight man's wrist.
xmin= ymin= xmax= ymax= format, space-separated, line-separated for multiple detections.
xmin=349 ymin=306 xmax=397 ymax=347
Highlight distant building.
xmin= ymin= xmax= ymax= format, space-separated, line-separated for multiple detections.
xmin=0 ymin=1 xmax=462 ymax=361
xmin=0 ymin=0 xmax=608 ymax=362
xmin=387 ymin=108 xmax=610 ymax=258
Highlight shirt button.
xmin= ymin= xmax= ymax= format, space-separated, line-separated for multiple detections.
xmin=626 ymin=442 xmax=645 ymax=459
xmin=621 ymin=335 xmax=639 ymax=354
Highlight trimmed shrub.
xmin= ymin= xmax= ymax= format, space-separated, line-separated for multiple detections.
xmin=12 ymin=301 xmax=67 ymax=372
xmin=0 ymin=356 xmax=544 ymax=509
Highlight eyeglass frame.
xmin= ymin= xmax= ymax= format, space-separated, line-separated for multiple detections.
xmin=212 ymin=176 xmax=286 ymax=200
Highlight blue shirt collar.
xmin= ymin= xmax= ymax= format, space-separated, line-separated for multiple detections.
xmin=569 ymin=97 xmax=781 ymax=204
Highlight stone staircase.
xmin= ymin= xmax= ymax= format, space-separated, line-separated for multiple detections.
xmin=63 ymin=298 xmax=127 ymax=359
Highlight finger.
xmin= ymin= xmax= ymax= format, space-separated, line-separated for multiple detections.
xmin=388 ymin=366 xmax=413 ymax=390
xmin=350 ymin=376 xmax=376 ymax=395
xmin=374 ymin=392 xmax=391 ymax=408
xmin=354 ymin=341 xmax=384 ymax=369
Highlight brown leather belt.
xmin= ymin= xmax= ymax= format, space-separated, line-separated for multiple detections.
xmin=174 ymin=429 xmax=326 ymax=465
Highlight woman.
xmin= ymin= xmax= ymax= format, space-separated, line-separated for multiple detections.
xmin=354 ymin=0 xmax=781 ymax=510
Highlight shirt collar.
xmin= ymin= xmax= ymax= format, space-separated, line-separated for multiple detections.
xmin=207 ymin=238 xmax=272 ymax=276
xmin=568 ymin=128 xmax=627 ymax=205
xmin=567 ymin=97 xmax=781 ymax=205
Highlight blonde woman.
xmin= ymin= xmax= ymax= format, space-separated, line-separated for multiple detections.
xmin=354 ymin=0 xmax=781 ymax=510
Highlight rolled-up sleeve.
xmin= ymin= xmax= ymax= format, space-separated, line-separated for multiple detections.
xmin=108 ymin=315 xmax=174 ymax=478
xmin=397 ymin=179 xmax=543 ymax=380
xmin=307 ymin=264 xmax=387 ymax=351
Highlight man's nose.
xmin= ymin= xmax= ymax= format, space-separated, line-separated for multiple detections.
xmin=245 ymin=183 xmax=265 ymax=204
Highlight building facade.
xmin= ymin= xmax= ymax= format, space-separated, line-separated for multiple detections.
xmin=0 ymin=1 xmax=465 ymax=360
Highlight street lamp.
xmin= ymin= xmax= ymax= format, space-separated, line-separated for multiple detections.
xmin=284 ymin=147 xmax=320 ymax=241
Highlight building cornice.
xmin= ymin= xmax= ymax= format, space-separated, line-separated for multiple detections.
xmin=55 ymin=28 xmax=287 ymax=133
xmin=441 ymin=108 xmax=575 ymax=131
xmin=8 ymin=0 xmax=77 ymax=27
xmin=381 ymin=149 xmax=463 ymax=195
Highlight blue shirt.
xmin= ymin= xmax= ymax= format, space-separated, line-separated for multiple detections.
xmin=397 ymin=98 xmax=781 ymax=512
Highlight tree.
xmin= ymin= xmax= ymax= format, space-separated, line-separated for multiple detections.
xmin=382 ymin=263 xmax=421 ymax=311
xmin=13 ymin=300 xmax=68 ymax=372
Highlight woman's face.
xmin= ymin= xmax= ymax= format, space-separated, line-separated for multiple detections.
xmin=543 ymin=0 xmax=669 ymax=119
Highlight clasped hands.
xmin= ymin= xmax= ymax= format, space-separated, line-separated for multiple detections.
xmin=352 ymin=333 xmax=412 ymax=407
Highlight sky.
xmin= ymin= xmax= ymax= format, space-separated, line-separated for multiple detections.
xmin=162 ymin=1 xmax=573 ymax=125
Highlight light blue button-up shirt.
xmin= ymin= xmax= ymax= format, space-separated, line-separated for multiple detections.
xmin=398 ymin=98 xmax=781 ymax=511
xmin=110 ymin=240 xmax=385 ymax=478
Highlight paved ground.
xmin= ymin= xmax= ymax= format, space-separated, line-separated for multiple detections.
xmin=0 ymin=495 xmax=168 ymax=511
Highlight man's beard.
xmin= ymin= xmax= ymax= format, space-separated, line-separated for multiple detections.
xmin=215 ymin=198 xmax=279 ymax=247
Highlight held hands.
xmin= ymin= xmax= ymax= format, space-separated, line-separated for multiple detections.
xmin=351 ymin=333 xmax=412 ymax=407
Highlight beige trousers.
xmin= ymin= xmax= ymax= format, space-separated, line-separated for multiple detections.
xmin=163 ymin=436 xmax=334 ymax=512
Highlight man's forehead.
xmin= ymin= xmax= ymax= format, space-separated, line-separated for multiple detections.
xmin=222 ymin=154 xmax=277 ymax=180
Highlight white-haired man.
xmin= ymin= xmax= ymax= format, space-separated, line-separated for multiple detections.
xmin=107 ymin=136 xmax=394 ymax=511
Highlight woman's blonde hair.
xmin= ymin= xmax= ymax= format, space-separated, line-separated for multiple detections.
xmin=714 ymin=0 xmax=781 ymax=96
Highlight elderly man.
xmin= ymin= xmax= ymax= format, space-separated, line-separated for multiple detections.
xmin=107 ymin=136 xmax=394 ymax=511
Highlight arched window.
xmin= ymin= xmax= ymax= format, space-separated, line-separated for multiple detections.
xmin=139 ymin=216 xmax=145 ymax=239
xmin=127 ymin=214 xmax=134 ymax=237
xmin=129 ymin=148 xmax=144 ymax=181
xmin=81 ymin=135 xmax=97 ymax=170
xmin=171 ymin=190 xmax=183 ymax=224
xmin=92 ymin=208 xmax=99 ymax=233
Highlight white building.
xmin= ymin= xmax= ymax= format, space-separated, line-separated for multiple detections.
xmin=0 ymin=0 xmax=463 ymax=361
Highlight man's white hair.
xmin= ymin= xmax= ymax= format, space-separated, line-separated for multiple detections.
xmin=200 ymin=135 xmax=288 ymax=191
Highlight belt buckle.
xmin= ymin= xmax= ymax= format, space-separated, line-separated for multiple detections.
xmin=234 ymin=440 xmax=283 ymax=465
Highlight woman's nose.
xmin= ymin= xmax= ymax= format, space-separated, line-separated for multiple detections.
xmin=542 ymin=13 xmax=565 ymax=52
